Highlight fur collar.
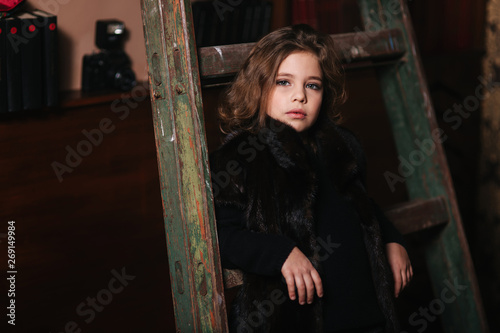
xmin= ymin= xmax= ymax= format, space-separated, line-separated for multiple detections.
xmin=210 ymin=116 xmax=363 ymax=202
xmin=210 ymin=116 xmax=398 ymax=333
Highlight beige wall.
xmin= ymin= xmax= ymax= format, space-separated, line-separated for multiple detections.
xmin=30 ymin=0 xmax=148 ymax=91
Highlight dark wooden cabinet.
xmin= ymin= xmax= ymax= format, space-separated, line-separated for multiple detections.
xmin=0 ymin=85 xmax=176 ymax=332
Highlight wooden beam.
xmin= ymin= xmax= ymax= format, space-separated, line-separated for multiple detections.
xmin=199 ymin=28 xmax=405 ymax=81
xmin=384 ymin=197 xmax=449 ymax=235
xmin=223 ymin=269 xmax=244 ymax=290
xmin=140 ymin=0 xmax=228 ymax=331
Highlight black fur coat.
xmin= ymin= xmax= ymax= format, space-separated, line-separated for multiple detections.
xmin=210 ymin=116 xmax=399 ymax=333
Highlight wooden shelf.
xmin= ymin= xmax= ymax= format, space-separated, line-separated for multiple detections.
xmin=59 ymin=81 xmax=150 ymax=109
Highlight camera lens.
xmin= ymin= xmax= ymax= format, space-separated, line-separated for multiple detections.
xmin=113 ymin=68 xmax=136 ymax=91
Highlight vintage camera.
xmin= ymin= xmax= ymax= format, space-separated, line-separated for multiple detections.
xmin=81 ymin=20 xmax=136 ymax=92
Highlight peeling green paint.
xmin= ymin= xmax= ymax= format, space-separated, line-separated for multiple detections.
xmin=141 ymin=0 xmax=228 ymax=331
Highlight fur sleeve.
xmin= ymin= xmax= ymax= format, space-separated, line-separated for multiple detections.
xmin=209 ymin=134 xmax=249 ymax=210
xmin=336 ymin=125 xmax=368 ymax=187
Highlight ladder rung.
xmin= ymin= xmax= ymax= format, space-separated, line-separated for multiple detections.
xmin=384 ymin=197 xmax=449 ymax=235
xmin=223 ymin=197 xmax=449 ymax=290
xmin=199 ymin=28 xmax=405 ymax=82
xmin=223 ymin=269 xmax=243 ymax=290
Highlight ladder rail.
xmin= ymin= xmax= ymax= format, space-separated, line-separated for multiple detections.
xmin=140 ymin=0 xmax=229 ymax=331
xmin=357 ymin=0 xmax=489 ymax=332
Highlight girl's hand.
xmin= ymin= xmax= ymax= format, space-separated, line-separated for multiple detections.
xmin=386 ymin=242 xmax=413 ymax=297
xmin=281 ymin=247 xmax=323 ymax=305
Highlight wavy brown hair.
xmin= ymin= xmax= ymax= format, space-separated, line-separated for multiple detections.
xmin=218 ymin=24 xmax=346 ymax=134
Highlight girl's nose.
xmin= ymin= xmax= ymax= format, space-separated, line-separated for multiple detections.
xmin=292 ymin=86 xmax=306 ymax=103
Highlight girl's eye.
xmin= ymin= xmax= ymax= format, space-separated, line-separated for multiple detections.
xmin=276 ymin=80 xmax=290 ymax=86
xmin=306 ymin=83 xmax=321 ymax=90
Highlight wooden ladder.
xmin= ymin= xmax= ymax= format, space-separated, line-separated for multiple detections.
xmin=140 ymin=0 xmax=489 ymax=331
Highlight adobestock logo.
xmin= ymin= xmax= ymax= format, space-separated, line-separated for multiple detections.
xmin=401 ymin=278 xmax=467 ymax=333
xmin=384 ymin=129 xmax=447 ymax=192
xmin=51 ymin=84 xmax=148 ymax=183
xmin=7 ymin=16 xmax=53 ymax=54
xmin=39 ymin=0 xmax=73 ymax=15
xmin=233 ymin=235 xmax=338 ymax=333
xmin=50 ymin=267 xmax=136 ymax=333
xmin=337 ymin=0 xmax=415 ymax=63
xmin=384 ymin=73 xmax=500 ymax=193
xmin=235 ymin=288 xmax=287 ymax=333
xmin=313 ymin=234 xmax=341 ymax=261
xmin=51 ymin=118 xmax=116 ymax=182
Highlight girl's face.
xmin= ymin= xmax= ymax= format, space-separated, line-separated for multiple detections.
xmin=266 ymin=51 xmax=323 ymax=132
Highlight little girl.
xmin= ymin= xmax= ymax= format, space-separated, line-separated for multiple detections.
xmin=210 ymin=24 xmax=412 ymax=333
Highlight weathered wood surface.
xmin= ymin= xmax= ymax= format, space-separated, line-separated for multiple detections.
xmin=384 ymin=197 xmax=449 ymax=235
xmin=199 ymin=28 xmax=405 ymax=81
xmin=477 ymin=0 xmax=500 ymax=329
xmin=223 ymin=269 xmax=244 ymax=290
xmin=140 ymin=0 xmax=228 ymax=332
xmin=357 ymin=0 xmax=489 ymax=332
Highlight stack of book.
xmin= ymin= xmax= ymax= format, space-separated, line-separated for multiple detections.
xmin=192 ymin=0 xmax=272 ymax=47
xmin=0 ymin=9 xmax=58 ymax=113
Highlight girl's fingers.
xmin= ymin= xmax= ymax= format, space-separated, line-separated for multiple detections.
xmin=284 ymin=271 xmax=322 ymax=305
xmin=401 ymin=269 xmax=408 ymax=289
xmin=302 ymin=274 xmax=315 ymax=304
xmin=398 ymin=265 xmax=415 ymax=296
xmin=280 ymin=247 xmax=323 ymax=304
xmin=385 ymin=242 xmax=413 ymax=297
xmin=311 ymin=270 xmax=323 ymax=298
xmin=294 ymin=276 xmax=306 ymax=304
xmin=284 ymin=274 xmax=296 ymax=301
xmin=394 ymin=268 xmax=402 ymax=297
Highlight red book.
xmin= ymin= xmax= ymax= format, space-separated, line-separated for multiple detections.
xmin=17 ymin=12 xmax=43 ymax=110
xmin=32 ymin=9 xmax=59 ymax=107
xmin=4 ymin=16 xmax=22 ymax=112
xmin=0 ymin=18 xmax=7 ymax=112
xmin=0 ymin=0 xmax=24 ymax=13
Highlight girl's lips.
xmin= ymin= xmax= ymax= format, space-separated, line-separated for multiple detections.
xmin=286 ymin=110 xmax=306 ymax=119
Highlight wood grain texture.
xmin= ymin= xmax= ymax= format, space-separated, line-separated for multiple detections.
xmin=140 ymin=0 xmax=228 ymax=331
xmin=198 ymin=28 xmax=405 ymax=80
xmin=384 ymin=197 xmax=449 ymax=235
xmin=477 ymin=0 xmax=500 ymax=330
